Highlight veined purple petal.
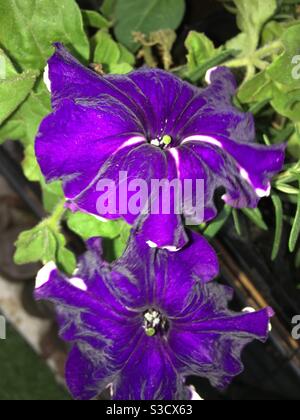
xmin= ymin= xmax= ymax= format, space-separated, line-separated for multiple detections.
xmin=111 ymin=231 xmax=219 ymax=311
xmin=37 ymin=46 xmax=285 ymax=248
xmin=113 ymin=335 xmax=188 ymax=400
xmin=36 ymin=98 xmax=146 ymax=200
xmin=168 ymin=282 xmax=273 ymax=390
xmin=66 ymin=345 xmax=113 ymax=400
xmin=180 ymin=135 xmax=285 ymax=206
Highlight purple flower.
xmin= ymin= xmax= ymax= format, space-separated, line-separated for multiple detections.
xmin=36 ymin=44 xmax=285 ymax=249
xmin=35 ymin=232 xmax=273 ymax=400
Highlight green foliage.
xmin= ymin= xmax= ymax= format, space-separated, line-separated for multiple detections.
xmin=93 ymin=30 xmax=134 ymax=74
xmin=114 ymin=0 xmax=186 ymax=51
xmin=0 ymin=68 xmax=37 ymax=125
xmin=67 ymin=212 xmax=126 ymax=241
xmin=0 ymin=0 xmax=89 ymax=71
xmin=185 ymin=32 xmax=222 ymax=75
xmin=82 ymin=9 xmax=110 ymax=29
xmin=14 ymin=202 xmax=76 ymax=274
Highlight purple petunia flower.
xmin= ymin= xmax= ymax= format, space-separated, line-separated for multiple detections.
xmin=35 ymin=232 xmax=273 ymax=400
xmin=36 ymin=44 xmax=285 ymax=249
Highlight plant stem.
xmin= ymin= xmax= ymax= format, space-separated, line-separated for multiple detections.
xmin=48 ymin=199 xmax=66 ymax=228
xmin=225 ymin=40 xmax=283 ymax=69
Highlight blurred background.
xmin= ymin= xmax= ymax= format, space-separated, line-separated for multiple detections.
xmin=0 ymin=0 xmax=300 ymax=400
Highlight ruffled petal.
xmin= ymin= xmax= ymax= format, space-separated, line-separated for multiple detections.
xmin=65 ymin=344 xmax=113 ymax=400
xmin=48 ymin=43 xmax=148 ymax=127
xmin=168 ymin=282 xmax=273 ymax=389
xmin=36 ymin=97 xmax=145 ymax=200
xmin=181 ymin=136 xmax=285 ymax=208
xmin=113 ymin=335 xmax=188 ymax=400
xmin=111 ymin=231 xmax=219 ymax=312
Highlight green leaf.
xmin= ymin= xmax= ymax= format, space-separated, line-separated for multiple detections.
xmin=14 ymin=221 xmax=76 ymax=275
xmin=0 ymin=48 xmax=18 ymax=79
xmin=242 ymin=208 xmax=268 ymax=231
xmin=268 ymin=23 xmax=300 ymax=88
xmin=232 ymin=209 xmax=242 ymax=236
xmin=67 ymin=212 xmax=125 ymax=240
xmin=271 ymin=194 xmax=283 ymax=260
xmin=289 ymin=179 xmax=300 ymax=253
xmin=112 ymin=223 xmax=132 ymax=259
xmin=0 ymin=70 xmax=37 ymax=125
xmin=0 ymin=81 xmax=51 ymax=146
xmin=227 ymin=0 xmax=277 ymax=54
xmin=41 ymin=181 xmax=64 ymax=214
xmin=262 ymin=20 xmax=285 ymax=45
xmin=93 ymin=30 xmax=134 ymax=74
xmin=114 ymin=0 xmax=185 ymax=51
xmin=271 ymin=83 xmax=300 ymax=122
xmin=101 ymin=0 xmax=117 ymax=19
xmin=185 ymin=31 xmax=221 ymax=73
xmin=14 ymin=224 xmax=58 ymax=266
xmin=82 ymin=9 xmax=110 ymax=29
xmin=238 ymin=70 xmax=273 ymax=103
xmin=0 ymin=0 xmax=89 ymax=71
xmin=55 ymin=232 xmax=76 ymax=274
xmin=287 ymin=125 xmax=300 ymax=159
xmin=204 ymin=205 xmax=232 ymax=240
xmin=22 ymin=144 xmax=41 ymax=182
xmin=22 ymin=143 xmax=64 ymax=212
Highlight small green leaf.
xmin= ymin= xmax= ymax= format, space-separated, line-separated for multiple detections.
xmin=55 ymin=233 xmax=76 ymax=275
xmin=268 ymin=23 xmax=300 ymax=88
xmin=0 ymin=81 xmax=51 ymax=146
xmin=14 ymin=220 xmax=76 ymax=275
xmin=287 ymin=126 xmax=300 ymax=159
xmin=185 ymin=31 xmax=221 ymax=73
xmin=289 ymin=179 xmax=300 ymax=252
xmin=232 ymin=209 xmax=243 ymax=236
xmin=114 ymin=0 xmax=185 ymax=52
xmin=271 ymin=83 xmax=300 ymax=123
xmin=67 ymin=212 xmax=125 ymax=240
xmin=0 ymin=0 xmax=89 ymax=71
xmin=14 ymin=224 xmax=57 ymax=266
xmin=82 ymin=9 xmax=110 ymax=29
xmin=238 ymin=70 xmax=273 ymax=103
xmin=242 ymin=208 xmax=268 ymax=231
xmin=101 ymin=0 xmax=117 ymax=19
xmin=271 ymin=194 xmax=283 ymax=260
xmin=113 ymin=223 xmax=132 ymax=259
xmin=262 ymin=20 xmax=285 ymax=45
xmin=227 ymin=0 xmax=277 ymax=55
xmin=204 ymin=205 xmax=232 ymax=240
xmin=0 ymin=70 xmax=37 ymax=125
xmin=93 ymin=30 xmax=134 ymax=74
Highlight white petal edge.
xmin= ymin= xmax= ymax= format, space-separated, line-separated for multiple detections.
xmin=68 ymin=277 xmax=88 ymax=292
xmin=36 ymin=261 xmax=57 ymax=289
xmin=43 ymin=64 xmax=51 ymax=92
xmin=205 ymin=67 xmax=218 ymax=85
xmin=189 ymin=385 xmax=204 ymax=401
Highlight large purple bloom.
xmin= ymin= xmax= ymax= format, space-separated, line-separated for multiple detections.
xmin=35 ymin=232 xmax=273 ymax=400
xmin=36 ymin=44 xmax=285 ymax=249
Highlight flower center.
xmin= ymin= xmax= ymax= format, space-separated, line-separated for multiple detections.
xmin=143 ymin=309 xmax=169 ymax=337
xmin=150 ymin=135 xmax=172 ymax=149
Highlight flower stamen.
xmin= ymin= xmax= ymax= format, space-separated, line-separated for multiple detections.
xmin=143 ymin=309 xmax=168 ymax=337
xmin=150 ymin=135 xmax=172 ymax=149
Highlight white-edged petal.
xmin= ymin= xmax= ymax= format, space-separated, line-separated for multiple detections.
xmin=35 ymin=261 xmax=57 ymax=289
